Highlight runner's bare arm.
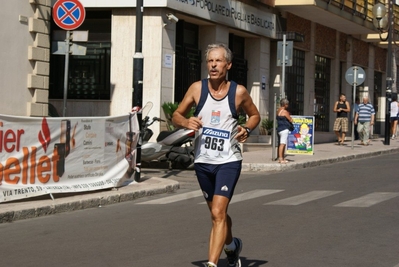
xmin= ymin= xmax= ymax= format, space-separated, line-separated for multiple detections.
xmin=235 ymin=85 xmax=260 ymax=142
xmin=172 ymin=81 xmax=203 ymax=131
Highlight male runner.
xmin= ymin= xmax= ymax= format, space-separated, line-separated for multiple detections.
xmin=172 ymin=43 xmax=260 ymax=267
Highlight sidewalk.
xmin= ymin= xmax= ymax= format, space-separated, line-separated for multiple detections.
xmin=242 ymin=137 xmax=399 ymax=172
xmin=1 ymin=138 xmax=398 ymax=223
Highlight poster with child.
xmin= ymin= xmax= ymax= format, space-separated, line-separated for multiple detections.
xmin=286 ymin=116 xmax=315 ymax=155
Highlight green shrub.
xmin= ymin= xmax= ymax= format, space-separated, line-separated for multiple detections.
xmin=162 ymin=102 xmax=195 ymax=119
xmin=238 ymin=114 xmax=247 ymax=126
xmin=260 ymin=118 xmax=274 ymax=135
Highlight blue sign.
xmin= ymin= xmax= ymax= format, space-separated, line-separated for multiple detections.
xmin=53 ymin=0 xmax=85 ymax=31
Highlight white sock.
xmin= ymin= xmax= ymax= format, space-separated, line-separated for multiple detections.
xmin=224 ymin=239 xmax=236 ymax=251
xmin=207 ymin=262 xmax=217 ymax=267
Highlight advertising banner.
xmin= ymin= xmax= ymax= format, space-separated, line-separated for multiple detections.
xmin=0 ymin=113 xmax=139 ymax=203
xmin=286 ymin=116 xmax=315 ymax=155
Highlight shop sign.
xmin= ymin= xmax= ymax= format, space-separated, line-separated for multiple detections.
xmin=167 ymin=0 xmax=276 ymax=38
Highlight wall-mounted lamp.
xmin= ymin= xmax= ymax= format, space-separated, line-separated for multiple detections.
xmin=372 ymin=3 xmax=389 ymax=41
xmin=372 ymin=2 xmax=394 ymax=145
xmin=166 ymin=13 xmax=179 ymax=23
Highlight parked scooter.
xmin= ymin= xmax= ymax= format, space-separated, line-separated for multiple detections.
xmin=137 ymin=102 xmax=195 ymax=169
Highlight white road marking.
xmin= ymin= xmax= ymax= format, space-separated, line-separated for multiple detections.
xmin=264 ymin=190 xmax=342 ymax=206
xmin=137 ymin=190 xmax=203 ymax=204
xmin=137 ymin=189 xmax=399 ymax=208
xmin=229 ymin=189 xmax=284 ymax=204
xmin=334 ymin=192 xmax=399 ymax=207
xmin=199 ymin=189 xmax=284 ymax=204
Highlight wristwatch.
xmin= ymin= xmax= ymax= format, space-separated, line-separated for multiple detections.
xmin=243 ymin=126 xmax=251 ymax=137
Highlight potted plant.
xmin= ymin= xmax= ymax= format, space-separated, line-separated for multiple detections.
xmin=238 ymin=113 xmax=247 ymax=126
xmin=260 ymin=118 xmax=274 ymax=135
xmin=162 ymin=102 xmax=195 ymax=130
xmin=258 ymin=118 xmax=273 ymax=144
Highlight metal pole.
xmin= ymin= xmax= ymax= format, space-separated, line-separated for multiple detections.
xmin=385 ymin=0 xmax=393 ymax=145
xmin=62 ymin=30 xmax=71 ymax=117
xmin=133 ymin=0 xmax=144 ymax=181
xmin=133 ymin=0 xmax=143 ymax=109
xmin=281 ymin=34 xmax=286 ymax=99
xmin=351 ymin=67 xmax=357 ymax=150
xmin=272 ymin=93 xmax=277 ymax=160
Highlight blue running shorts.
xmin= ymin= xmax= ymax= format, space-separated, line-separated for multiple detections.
xmin=194 ymin=161 xmax=242 ymax=201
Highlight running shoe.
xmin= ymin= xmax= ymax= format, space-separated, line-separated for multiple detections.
xmin=224 ymin=237 xmax=242 ymax=267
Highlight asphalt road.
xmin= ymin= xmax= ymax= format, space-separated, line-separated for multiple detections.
xmin=1 ymin=153 xmax=398 ymax=267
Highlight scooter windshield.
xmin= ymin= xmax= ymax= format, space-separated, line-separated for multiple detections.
xmin=140 ymin=102 xmax=153 ymax=117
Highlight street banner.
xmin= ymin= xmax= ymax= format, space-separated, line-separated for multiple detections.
xmin=0 ymin=113 xmax=139 ymax=203
xmin=286 ymin=116 xmax=314 ymax=155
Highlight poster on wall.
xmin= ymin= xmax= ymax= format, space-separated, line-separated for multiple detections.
xmin=286 ymin=116 xmax=315 ymax=155
xmin=0 ymin=113 xmax=139 ymax=203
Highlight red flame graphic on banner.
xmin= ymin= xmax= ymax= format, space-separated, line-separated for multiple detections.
xmin=38 ymin=117 xmax=51 ymax=153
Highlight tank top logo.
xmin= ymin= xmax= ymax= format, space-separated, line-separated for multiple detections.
xmin=210 ymin=110 xmax=221 ymax=125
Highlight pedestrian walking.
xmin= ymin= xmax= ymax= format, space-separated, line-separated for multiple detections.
xmin=390 ymin=94 xmax=399 ymax=139
xmin=354 ymin=96 xmax=375 ymax=145
xmin=172 ymin=43 xmax=260 ymax=267
xmin=276 ymin=98 xmax=293 ymax=163
xmin=333 ymin=93 xmax=350 ymax=145
xmin=352 ymin=97 xmax=360 ymax=140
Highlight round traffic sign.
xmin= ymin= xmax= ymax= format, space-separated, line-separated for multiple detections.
xmin=53 ymin=0 xmax=86 ymax=31
xmin=345 ymin=66 xmax=366 ymax=86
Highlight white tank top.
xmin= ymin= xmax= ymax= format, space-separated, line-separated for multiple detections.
xmin=193 ymin=79 xmax=242 ymax=164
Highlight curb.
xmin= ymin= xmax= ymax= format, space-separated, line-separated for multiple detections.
xmin=242 ymin=147 xmax=399 ymax=172
xmin=0 ymin=177 xmax=180 ymax=224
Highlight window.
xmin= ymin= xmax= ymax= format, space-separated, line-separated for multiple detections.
xmin=174 ymin=21 xmax=201 ymax=103
xmin=314 ymin=55 xmax=331 ymax=132
xmin=229 ymin=34 xmax=248 ymax=88
xmin=49 ymin=11 xmax=111 ymax=100
xmin=285 ymin=49 xmax=305 ymax=115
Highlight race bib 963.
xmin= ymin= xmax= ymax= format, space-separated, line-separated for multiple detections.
xmin=199 ymin=127 xmax=231 ymax=159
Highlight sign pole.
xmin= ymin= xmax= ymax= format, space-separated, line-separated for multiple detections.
xmin=277 ymin=34 xmax=292 ymax=99
xmin=53 ymin=0 xmax=86 ymax=116
xmin=272 ymin=93 xmax=277 ymax=160
xmin=351 ymin=67 xmax=357 ymax=150
xmin=63 ymin=30 xmax=70 ymax=117
xmin=345 ymin=66 xmax=365 ymax=149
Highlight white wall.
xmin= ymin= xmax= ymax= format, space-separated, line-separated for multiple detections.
xmin=109 ymin=9 xmax=136 ymax=116
xmin=0 ymin=2 xmax=35 ymax=115
xmin=246 ymin=37 xmax=270 ymax=134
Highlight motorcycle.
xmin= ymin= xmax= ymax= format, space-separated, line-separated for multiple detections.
xmin=137 ymin=102 xmax=195 ymax=169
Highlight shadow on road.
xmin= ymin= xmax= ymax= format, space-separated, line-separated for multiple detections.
xmin=191 ymin=257 xmax=268 ymax=266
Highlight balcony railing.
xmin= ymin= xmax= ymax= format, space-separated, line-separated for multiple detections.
xmin=323 ymin=0 xmax=399 ymax=31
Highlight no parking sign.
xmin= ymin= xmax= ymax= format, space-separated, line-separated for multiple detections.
xmin=53 ymin=0 xmax=86 ymax=30
xmin=52 ymin=0 xmax=86 ymax=116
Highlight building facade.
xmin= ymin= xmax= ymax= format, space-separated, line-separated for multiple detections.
xmin=1 ymin=0 xmax=397 ymax=141
xmin=0 ymin=0 xmax=51 ymax=117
